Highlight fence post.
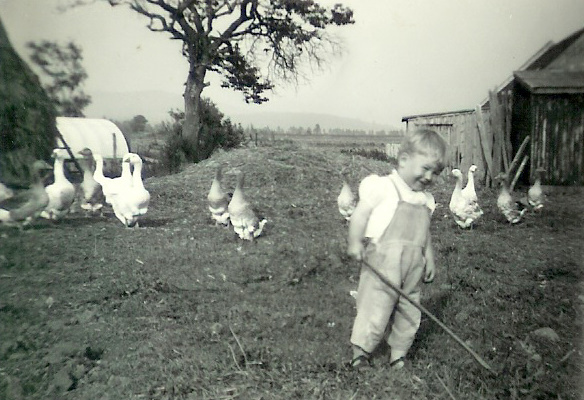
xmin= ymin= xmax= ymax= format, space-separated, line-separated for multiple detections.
xmin=113 ymin=132 xmax=118 ymax=159
xmin=475 ymin=105 xmax=493 ymax=186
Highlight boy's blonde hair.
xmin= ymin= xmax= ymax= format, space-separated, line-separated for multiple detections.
xmin=398 ymin=129 xmax=448 ymax=171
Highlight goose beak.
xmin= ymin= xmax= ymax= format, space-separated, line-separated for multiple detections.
xmin=39 ymin=160 xmax=53 ymax=170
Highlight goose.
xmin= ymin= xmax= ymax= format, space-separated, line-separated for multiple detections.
xmin=227 ymin=170 xmax=267 ymax=241
xmin=461 ymin=165 xmax=479 ymax=204
xmin=495 ymin=173 xmax=527 ymax=224
xmin=112 ymin=153 xmax=133 ymax=187
xmin=0 ymin=182 xmax=14 ymax=202
xmin=77 ymin=148 xmax=105 ymax=215
xmin=93 ymin=153 xmax=133 ymax=205
xmin=449 ymin=168 xmax=483 ymax=229
xmin=337 ymin=169 xmax=357 ymax=222
xmin=207 ymin=163 xmax=231 ymax=226
xmin=0 ymin=159 xmax=52 ymax=228
xmin=108 ymin=153 xmax=150 ymax=227
xmin=40 ymin=148 xmax=77 ymax=220
xmin=527 ymin=168 xmax=546 ymax=211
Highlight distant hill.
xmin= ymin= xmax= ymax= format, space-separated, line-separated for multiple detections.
xmin=84 ymin=90 xmax=400 ymax=132
xmin=229 ymin=111 xmax=398 ymax=132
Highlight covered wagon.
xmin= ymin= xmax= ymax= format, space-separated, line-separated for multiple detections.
xmin=56 ymin=117 xmax=129 ymax=159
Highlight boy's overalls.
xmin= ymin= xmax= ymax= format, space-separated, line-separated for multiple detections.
xmin=351 ymin=179 xmax=431 ymax=356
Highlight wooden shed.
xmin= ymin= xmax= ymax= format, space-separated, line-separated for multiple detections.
xmin=401 ymin=109 xmax=488 ymax=182
xmin=512 ymin=71 xmax=584 ymax=185
xmin=402 ymin=26 xmax=584 ymax=187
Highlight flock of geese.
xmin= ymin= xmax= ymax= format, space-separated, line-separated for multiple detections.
xmin=449 ymin=165 xmax=546 ymax=227
xmin=207 ymin=164 xmax=268 ymax=241
xmin=0 ymin=148 xmax=150 ymax=229
xmin=0 ymin=150 xmax=546 ymax=236
xmin=0 ymin=150 xmax=268 ymax=241
xmin=336 ymin=165 xmax=546 ymax=228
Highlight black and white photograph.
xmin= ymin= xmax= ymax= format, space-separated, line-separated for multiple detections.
xmin=1 ymin=1 xmax=583 ymax=398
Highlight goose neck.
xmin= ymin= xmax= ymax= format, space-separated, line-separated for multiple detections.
xmin=132 ymin=162 xmax=144 ymax=187
xmin=455 ymin=177 xmax=463 ymax=190
xmin=94 ymin=157 xmax=104 ymax=177
xmin=236 ymin=173 xmax=245 ymax=189
xmin=121 ymin=163 xmax=132 ymax=180
xmin=467 ymin=170 xmax=475 ymax=186
xmin=53 ymin=157 xmax=66 ymax=181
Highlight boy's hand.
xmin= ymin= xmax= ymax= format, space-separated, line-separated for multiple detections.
xmin=347 ymin=241 xmax=364 ymax=262
xmin=423 ymin=263 xmax=435 ymax=283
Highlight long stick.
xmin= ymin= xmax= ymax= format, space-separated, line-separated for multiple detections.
xmin=510 ymin=155 xmax=529 ymax=193
xmin=361 ymin=260 xmax=495 ymax=374
xmin=508 ymin=135 xmax=530 ymax=176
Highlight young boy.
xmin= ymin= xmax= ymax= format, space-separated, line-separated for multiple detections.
xmin=347 ymin=129 xmax=447 ymax=369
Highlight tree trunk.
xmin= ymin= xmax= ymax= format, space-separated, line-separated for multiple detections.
xmin=182 ymin=63 xmax=207 ymax=162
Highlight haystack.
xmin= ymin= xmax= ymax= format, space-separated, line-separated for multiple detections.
xmin=0 ymin=16 xmax=57 ymax=186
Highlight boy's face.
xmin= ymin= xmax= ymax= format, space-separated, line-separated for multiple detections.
xmin=398 ymin=152 xmax=442 ymax=191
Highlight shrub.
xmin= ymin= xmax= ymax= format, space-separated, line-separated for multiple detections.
xmin=153 ymin=99 xmax=245 ymax=174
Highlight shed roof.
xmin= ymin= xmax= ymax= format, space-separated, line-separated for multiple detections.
xmin=401 ymin=109 xmax=474 ymax=122
xmin=514 ymin=70 xmax=584 ymax=94
xmin=56 ymin=117 xmax=129 ymax=159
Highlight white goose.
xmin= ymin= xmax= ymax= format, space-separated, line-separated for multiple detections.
xmin=109 ymin=153 xmax=150 ymax=227
xmin=0 ymin=159 xmax=52 ymax=228
xmin=495 ymin=173 xmax=527 ymax=224
xmin=449 ymin=168 xmax=483 ymax=229
xmin=337 ymin=169 xmax=357 ymax=223
xmin=207 ymin=163 xmax=231 ymax=226
xmin=527 ymin=168 xmax=546 ymax=211
xmin=461 ymin=165 xmax=479 ymax=204
xmin=40 ymin=148 xmax=76 ymax=220
xmin=77 ymin=148 xmax=105 ymax=215
xmin=93 ymin=153 xmax=132 ymax=205
xmin=227 ymin=170 xmax=267 ymax=241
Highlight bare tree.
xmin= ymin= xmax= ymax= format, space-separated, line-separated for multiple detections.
xmin=68 ymin=0 xmax=354 ymax=161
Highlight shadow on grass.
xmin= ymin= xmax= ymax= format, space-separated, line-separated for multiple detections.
xmin=365 ymin=291 xmax=453 ymax=364
xmin=134 ymin=217 xmax=174 ymax=227
xmin=408 ymin=290 xmax=453 ymax=359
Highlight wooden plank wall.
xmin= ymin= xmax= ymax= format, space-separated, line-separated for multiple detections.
xmin=531 ymin=94 xmax=584 ymax=185
xmin=405 ymin=111 xmax=491 ymax=184
xmin=405 ymin=91 xmax=583 ymax=186
xmin=404 ymin=91 xmax=519 ymax=187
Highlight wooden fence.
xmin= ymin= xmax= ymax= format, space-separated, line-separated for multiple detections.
xmin=403 ymin=90 xmax=526 ymax=188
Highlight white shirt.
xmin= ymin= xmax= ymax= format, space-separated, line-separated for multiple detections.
xmin=360 ymin=170 xmax=435 ymax=242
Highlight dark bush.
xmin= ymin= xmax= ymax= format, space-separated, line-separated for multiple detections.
xmin=152 ymin=99 xmax=245 ymax=175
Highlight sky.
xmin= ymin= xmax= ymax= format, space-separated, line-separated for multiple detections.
xmin=2 ymin=0 xmax=584 ymax=128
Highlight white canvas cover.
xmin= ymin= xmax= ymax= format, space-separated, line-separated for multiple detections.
xmin=55 ymin=117 xmax=129 ymax=159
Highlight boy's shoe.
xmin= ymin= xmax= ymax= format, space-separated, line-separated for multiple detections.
xmin=389 ymin=357 xmax=405 ymax=370
xmin=349 ymin=354 xmax=372 ymax=369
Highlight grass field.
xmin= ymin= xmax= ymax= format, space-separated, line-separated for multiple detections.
xmin=251 ymin=132 xmax=402 ymax=149
xmin=0 ymin=140 xmax=582 ymax=399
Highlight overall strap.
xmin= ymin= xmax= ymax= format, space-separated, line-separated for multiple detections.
xmin=389 ymin=175 xmax=403 ymax=202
